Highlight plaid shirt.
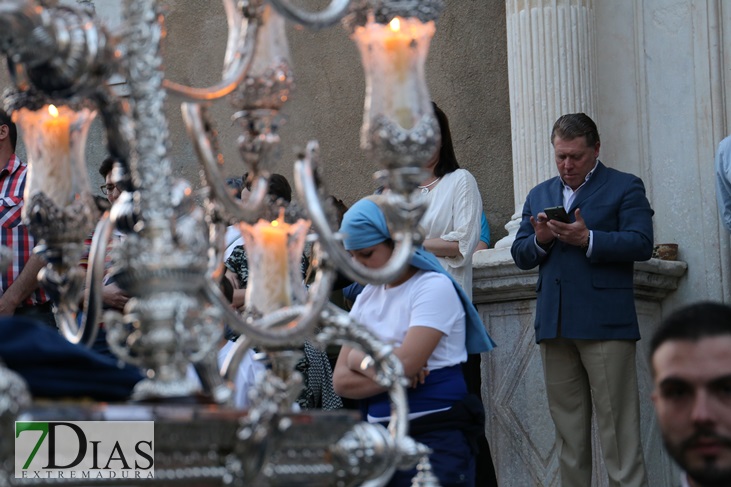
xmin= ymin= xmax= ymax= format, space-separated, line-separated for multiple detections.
xmin=0 ymin=154 xmax=48 ymax=306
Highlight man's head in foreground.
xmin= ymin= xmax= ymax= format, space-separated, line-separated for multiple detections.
xmin=650 ymin=301 xmax=731 ymax=487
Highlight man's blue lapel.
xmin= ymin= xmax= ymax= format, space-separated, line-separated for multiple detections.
xmin=568 ymin=161 xmax=609 ymax=213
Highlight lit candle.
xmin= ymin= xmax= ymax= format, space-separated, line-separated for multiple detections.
xmin=38 ymin=105 xmax=72 ymax=207
xmin=238 ymin=210 xmax=310 ymax=314
xmin=383 ymin=18 xmax=411 ymax=80
xmin=384 ymin=18 xmax=413 ymax=128
xmin=43 ymin=105 xmax=71 ymax=154
xmin=14 ymin=104 xmax=75 ymax=210
xmin=258 ymin=217 xmax=290 ymax=309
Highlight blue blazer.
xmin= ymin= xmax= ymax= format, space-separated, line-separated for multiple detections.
xmin=511 ymin=162 xmax=654 ymax=342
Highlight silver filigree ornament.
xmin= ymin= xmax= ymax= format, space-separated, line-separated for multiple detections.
xmin=229 ymin=60 xmax=294 ymax=112
xmin=230 ymin=5 xmax=294 ymax=181
xmin=105 ymin=181 xmax=222 ymax=400
xmin=371 ymin=0 xmax=445 ymax=25
xmin=343 ymin=0 xmax=445 ymax=31
xmin=0 ymin=2 xmax=114 ymax=98
xmin=368 ymin=113 xmax=440 ymax=170
xmin=0 ymin=0 xmax=449 ymax=484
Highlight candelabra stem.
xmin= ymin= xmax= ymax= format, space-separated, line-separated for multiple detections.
xmin=123 ymin=0 xmax=173 ymax=222
xmin=99 ymin=0 xmax=220 ymax=399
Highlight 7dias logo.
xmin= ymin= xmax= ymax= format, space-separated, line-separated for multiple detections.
xmin=15 ymin=421 xmax=154 ymax=480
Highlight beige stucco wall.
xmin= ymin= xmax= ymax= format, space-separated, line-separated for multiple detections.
xmin=0 ymin=0 xmax=513 ymax=243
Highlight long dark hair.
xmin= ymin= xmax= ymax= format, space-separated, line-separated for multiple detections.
xmin=432 ymin=102 xmax=460 ymax=177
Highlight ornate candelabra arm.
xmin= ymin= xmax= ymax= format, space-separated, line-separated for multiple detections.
xmin=294 ymin=141 xmax=422 ymax=285
xmin=206 ymin=262 xmax=335 ymax=348
xmin=219 ymin=336 xmax=254 ymax=383
xmin=181 ymin=102 xmax=268 ymax=223
xmin=163 ymin=0 xmax=261 ymax=102
xmin=268 ymin=0 xmax=354 ymax=30
xmin=55 ymin=214 xmax=110 ymax=347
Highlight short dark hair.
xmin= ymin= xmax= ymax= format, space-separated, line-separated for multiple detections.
xmin=99 ymin=156 xmax=116 ymax=179
xmin=551 ymin=113 xmax=600 ymax=147
xmin=244 ymin=172 xmax=292 ymax=203
xmin=432 ymin=102 xmax=460 ymax=178
xmin=0 ymin=109 xmax=18 ymax=151
xmin=649 ymin=301 xmax=731 ymax=360
xmin=268 ymin=174 xmax=292 ymax=203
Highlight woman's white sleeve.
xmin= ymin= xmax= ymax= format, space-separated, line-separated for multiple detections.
xmin=440 ymin=170 xmax=482 ymax=267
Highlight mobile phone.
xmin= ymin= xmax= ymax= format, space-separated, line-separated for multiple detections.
xmin=544 ymin=206 xmax=571 ymax=223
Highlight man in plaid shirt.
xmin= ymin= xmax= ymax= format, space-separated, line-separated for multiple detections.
xmin=0 ymin=108 xmax=53 ymax=327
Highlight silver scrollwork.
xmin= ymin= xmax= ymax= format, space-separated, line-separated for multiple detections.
xmin=0 ymin=0 xmax=447 ymax=484
xmin=295 ymin=141 xmax=426 ymax=285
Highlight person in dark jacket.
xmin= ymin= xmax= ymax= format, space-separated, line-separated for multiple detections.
xmin=511 ymin=113 xmax=653 ymax=487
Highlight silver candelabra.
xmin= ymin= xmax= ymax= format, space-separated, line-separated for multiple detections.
xmin=0 ymin=0 xmax=446 ymax=485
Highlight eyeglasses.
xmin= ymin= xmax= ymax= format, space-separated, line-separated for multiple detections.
xmin=100 ymin=183 xmax=118 ymax=195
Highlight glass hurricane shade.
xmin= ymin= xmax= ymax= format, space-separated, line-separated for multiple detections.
xmin=352 ymin=16 xmax=436 ymax=149
xmin=13 ymin=104 xmax=96 ymax=219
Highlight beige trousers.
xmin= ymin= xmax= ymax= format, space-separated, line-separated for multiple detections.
xmin=540 ymin=338 xmax=648 ymax=487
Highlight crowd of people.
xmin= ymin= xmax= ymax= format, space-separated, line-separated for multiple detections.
xmin=1 ymin=102 xmax=731 ymax=487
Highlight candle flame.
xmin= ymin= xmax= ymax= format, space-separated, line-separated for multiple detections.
xmin=48 ymin=104 xmax=59 ymax=118
xmin=389 ymin=17 xmax=401 ymax=32
xmin=271 ymin=220 xmax=279 ymax=227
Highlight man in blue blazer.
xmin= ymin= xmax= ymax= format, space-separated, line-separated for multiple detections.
xmin=511 ymin=113 xmax=653 ymax=487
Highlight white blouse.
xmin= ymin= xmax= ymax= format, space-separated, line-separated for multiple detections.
xmin=419 ymin=168 xmax=482 ymax=299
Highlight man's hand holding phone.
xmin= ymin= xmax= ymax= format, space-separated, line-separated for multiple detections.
xmin=544 ymin=206 xmax=571 ymax=223
xmin=530 ymin=208 xmax=561 ymax=246
xmin=534 ymin=206 xmax=590 ymax=249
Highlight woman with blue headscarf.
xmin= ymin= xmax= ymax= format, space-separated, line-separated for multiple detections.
xmin=333 ymin=196 xmax=495 ymax=487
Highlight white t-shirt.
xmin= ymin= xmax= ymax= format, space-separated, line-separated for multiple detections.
xmin=419 ymin=168 xmax=482 ymax=300
xmin=349 ymin=270 xmax=467 ymax=370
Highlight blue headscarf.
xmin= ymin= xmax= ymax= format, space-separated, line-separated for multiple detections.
xmin=340 ymin=197 xmax=495 ymax=354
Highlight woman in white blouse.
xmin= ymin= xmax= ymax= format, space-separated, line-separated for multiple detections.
xmin=419 ymin=103 xmax=483 ymax=299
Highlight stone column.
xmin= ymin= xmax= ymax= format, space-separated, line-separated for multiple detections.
xmin=496 ymin=0 xmax=597 ymax=249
